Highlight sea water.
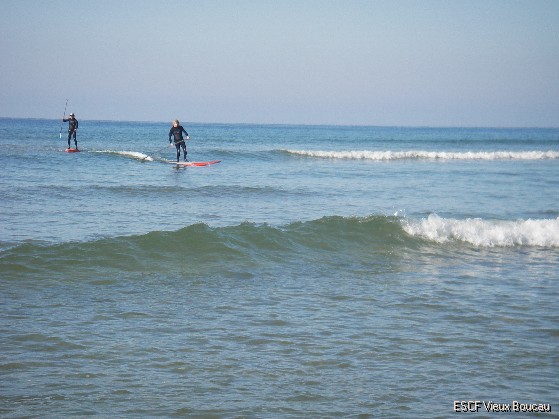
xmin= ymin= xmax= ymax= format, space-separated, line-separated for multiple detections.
xmin=0 ymin=118 xmax=558 ymax=417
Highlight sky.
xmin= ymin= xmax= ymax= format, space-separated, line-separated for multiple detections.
xmin=1 ymin=0 xmax=558 ymax=127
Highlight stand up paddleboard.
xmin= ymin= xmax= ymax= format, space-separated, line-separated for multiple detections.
xmin=65 ymin=148 xmax=80 ymax=153
xmin=168 ymin=160 xmax=221 ymax=167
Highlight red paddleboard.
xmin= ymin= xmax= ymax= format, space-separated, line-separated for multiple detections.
xmin=65 ymin=148 xmax=80 ymax=153
xmin=169 ymin=160 xmax=221 ymax=167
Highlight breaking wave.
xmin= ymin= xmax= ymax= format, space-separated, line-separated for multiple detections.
xmin=402 ymin=214 xmax=559 ymax=247
xmin=2 ymin=215 xmax=558 ymax=279
xmin=284 ymin=149 xmax=559 ymax=161
xmin=93 ymin=150 xmax=153 ymax=161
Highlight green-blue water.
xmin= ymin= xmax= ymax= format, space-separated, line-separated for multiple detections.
xmin=1 ymin=118 xmax=558 ymax=417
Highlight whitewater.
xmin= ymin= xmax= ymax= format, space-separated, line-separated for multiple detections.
xmin=285 ymin=149 xmax=559 ymax=160
xmin=402 ymin=214 xmax=559 ymax=247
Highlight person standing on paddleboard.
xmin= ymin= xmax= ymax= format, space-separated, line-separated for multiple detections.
xmin=63 ymin=113 xmax=79 ymax=149
xmin=169 ymin=119 xmax=189 ymax=162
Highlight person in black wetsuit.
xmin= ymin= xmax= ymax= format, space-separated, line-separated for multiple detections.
xmin=63 ymin=113 xmax=78 ymax=149
xmin=169 ymin=119 xmax=189 ymax=162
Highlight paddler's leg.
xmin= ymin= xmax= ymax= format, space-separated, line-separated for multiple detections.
xmin=181 ymin=143 xmax=187 ymax=161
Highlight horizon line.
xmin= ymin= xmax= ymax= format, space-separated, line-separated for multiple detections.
xmin=1 ymin=116 xmax=558 ymax=130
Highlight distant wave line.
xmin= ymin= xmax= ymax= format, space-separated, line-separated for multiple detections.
xmin=284 ymin=149 xmax=559 ymax=160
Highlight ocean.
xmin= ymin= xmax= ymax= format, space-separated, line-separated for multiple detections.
xmin=1 ymin=118 xmax=557 ymax=417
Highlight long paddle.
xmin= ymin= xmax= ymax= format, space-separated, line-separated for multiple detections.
xmin=59 ymin=99 xmax=68 ymax=139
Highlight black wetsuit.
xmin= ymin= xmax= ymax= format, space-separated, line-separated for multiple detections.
xmin=169 ymin=125 xmax=188 ymax=161
xmin=63 ymin=117 xmax=78 ymax=148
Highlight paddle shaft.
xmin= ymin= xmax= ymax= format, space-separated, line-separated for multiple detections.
xmin=142 ymin=139 xmax=189 ymax=161
xmin=141 ymin=144 xmax=171 ymax=161
xmin=59 ymin=99 xmax=68 ymax=139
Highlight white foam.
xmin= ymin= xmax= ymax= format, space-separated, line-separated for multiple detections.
xmin=285 ymin=149 xmax=559 ymax=161
xmin=94 ymin=150 xmax=152 ymax=161
xmin=402 ymin=214 xmax=559 ymax=247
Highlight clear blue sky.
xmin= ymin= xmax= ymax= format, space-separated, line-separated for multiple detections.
xmin=1 ymin=0 xmax=558 ymax=126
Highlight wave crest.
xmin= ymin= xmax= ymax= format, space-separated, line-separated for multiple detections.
xmin=402 ymin=214 xmax=559 ymax=247
xmin=285 ymin=149 xmax=559 ymax=161
xmin=93 ymin=150 xmax=152 ymax=161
